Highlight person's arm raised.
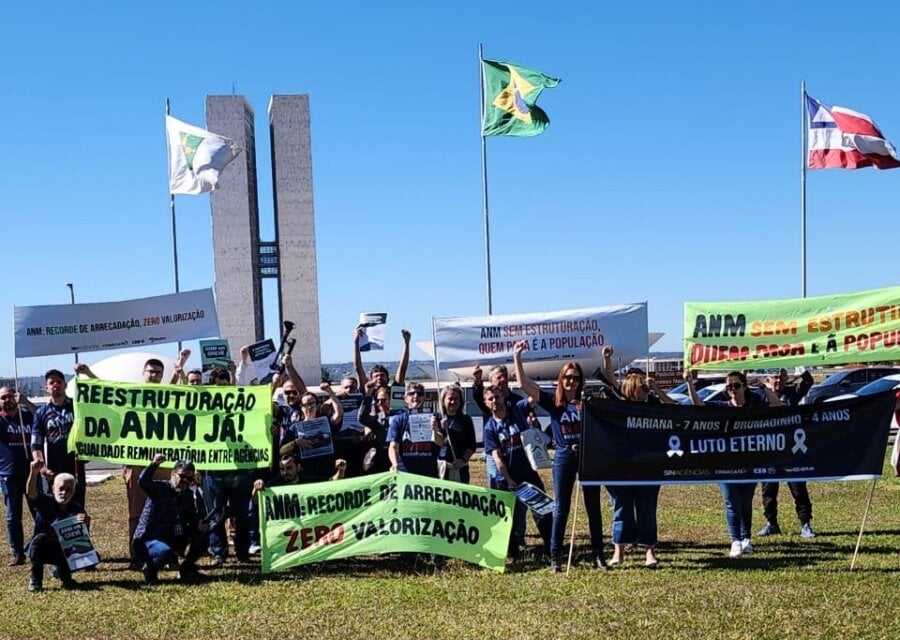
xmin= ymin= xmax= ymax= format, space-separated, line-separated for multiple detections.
xmin=512 ymin=341 xmax=540 ymax=402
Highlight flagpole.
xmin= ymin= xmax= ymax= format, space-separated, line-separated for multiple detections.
xmin=801 ymin=81 xmax=808 ymax=298
xmin=166 ymin=98 xmax=183 ymax=352
xmin=479 ymin=43 xmax=494 ymax=315
xmin=166 ymin=98 xmax=181 ymax=295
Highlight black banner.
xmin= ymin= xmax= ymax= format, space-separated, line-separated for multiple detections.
xmin=580 ymin=391 xmax=896 ymax=485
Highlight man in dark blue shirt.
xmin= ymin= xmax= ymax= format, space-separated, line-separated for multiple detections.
xmin=133 ymin=454 xmax=209 ymax=584
xmin=25 ymin=459 xmax=87 ymax=592
xmin=0 ymin=387 xmax=35 ymax=565
xmin=31 ymin=369 xmax=85 ymax=507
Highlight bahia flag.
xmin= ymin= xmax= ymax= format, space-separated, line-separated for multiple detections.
xmin=481 ymin=59 xmax=560 ymax=137
xmin=166 ymin=115 xmax=242 ymax=194
xmin=806 ymin=95 xmax=900 ymax=170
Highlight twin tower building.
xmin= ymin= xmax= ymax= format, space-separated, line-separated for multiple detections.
xmin=206 ymin=95 xmax=321 ymax=384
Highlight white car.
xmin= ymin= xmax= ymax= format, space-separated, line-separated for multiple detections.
xmin=825 ymin=373 xmax=900 ymax=436
xmin=677 ymin=383 xmax=727 ymax=405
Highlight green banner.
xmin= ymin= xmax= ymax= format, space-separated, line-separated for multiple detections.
xmin=70 ymin=380 xmax=272 ymax=470
xmin=259 ymin=471 xmax=515 ymax=573
xmin=685 ymin=286 xmax=900 ymax=370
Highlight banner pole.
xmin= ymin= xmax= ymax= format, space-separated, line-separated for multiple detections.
xmin=479 ymin=43 xmax=493 ymax=315
xmin=565 ymin=480 xmax=581 ymax=575
xmin=849 ymin=479 xmax=877 ymax=571
xmin=801 ymin=81 xmax=808 ymax=298
xmin=12 ymin=356 xmax=29 ymax=459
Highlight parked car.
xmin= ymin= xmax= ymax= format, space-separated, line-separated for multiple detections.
xmin=825 ymin=373 xmax=900 ymax=436
xmin=677 ymin=382 xmax=769 ymax=406
xmin=800 ymin=367 xmax=900 ymax=405
xmin=666 ymin=376 xmax=726 ymax=403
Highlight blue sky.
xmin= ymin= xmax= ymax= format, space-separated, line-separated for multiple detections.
xmin=4 ymin=1 xmax=900 ymax=377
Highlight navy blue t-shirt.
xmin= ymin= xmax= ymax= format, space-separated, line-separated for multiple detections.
xmin=30 ymin=492 xmax=85 ymax=540
xmin=483 ymin=397 xmax=533 ymax=484
xmin=31 ymin=399 xmax=76 ymax=474
xmin=537 ymin=390 xmax=582 ymax=449
xmin=387 ymin=410 xmax=439 ymax=478
xmin=0 ymin=410 xmax=32 ymax=478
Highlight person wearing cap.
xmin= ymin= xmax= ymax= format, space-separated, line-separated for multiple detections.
xmin=133 ymin=454 xmax=209 ymax=584
xmin=758 ymin=368 xmax=816 ymax=539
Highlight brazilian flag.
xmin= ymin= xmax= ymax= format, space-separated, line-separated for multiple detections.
xmin=481 ymin=59 xmax=560 ymax=137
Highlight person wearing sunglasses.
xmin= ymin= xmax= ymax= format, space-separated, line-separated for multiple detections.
xmin=601 ymin=347 xmax=676 ymax=569
xmin=0 ymin=387 xmax=36 ymax=566
xmin=357 ymin=386 xmax=393 ymax=474
xmin=279 ymin=383 xmax=344 ymax=479
xmin=133 ymin=453 xmax=209 ymax=585
xmin=514 ymin=341 xmax=599 ymax=572
xmin=387 ymin=383 xmax=443 ymax=477
xmin=684 ymin=370 xmax=781 ymax=558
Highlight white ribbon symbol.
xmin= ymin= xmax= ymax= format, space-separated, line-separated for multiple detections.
xmin=667 ymin=435 xmax=684 ymax=458
xmin=792 ymin=429 xmax=808 ymax=454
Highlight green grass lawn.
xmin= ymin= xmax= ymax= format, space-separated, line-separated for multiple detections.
xmin=1 ymin=455 xmax=899 ymax=640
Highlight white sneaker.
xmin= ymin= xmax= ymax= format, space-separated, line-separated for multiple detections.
xmin=248 ymin=543 xmax=261 ymax=555
xmin=741 ymin=539 xmax=753 ymax=555
xmin=729 ymin=541 xmax=743 ymax=558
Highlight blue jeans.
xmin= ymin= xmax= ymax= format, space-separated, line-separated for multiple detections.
xmin=1 ymin=474 xmax=32 ymax=556
xmin=607 ymin=485 xmax=660 ymax=547
xmin=484 ymin=452 xmax=497 ymax=489
xmin=550 ymin=446 xmax=603 ymax=559
xmin=720 ymin=482 xmax=756 ymax=542
xmin=135 ymin=535 xmax=207 ymax=571
xmin=203 ymin=471 xmax=252 ymax=560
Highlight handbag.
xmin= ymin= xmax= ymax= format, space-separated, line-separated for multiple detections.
xmin=437 ymin=416 xmax=464 ymax=482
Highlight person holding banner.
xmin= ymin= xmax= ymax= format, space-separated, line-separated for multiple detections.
xmin=473 ymin=364 xmax=524 ymax=489
xmin=387 ymin=382 xmax=443 ymax=477
xmin=757 ymin=369 xmax=816 ymax=539
xmin=0 ymin=388 xmax=35 ymax=566
xmin=204 ymin=370 xmax=254 ymax=566
xmin=685 ymin=370 xmax=781 ymax=558
xmin=436 ymin=385 xmax=476 ymax=484
xmin=600 ymin=347 xmax=676 ymax=568
xmin=482 ymin=383 xmax=552 ymax=561
xmin=513 ymin=342 xmax=605 ymax=572
xmin=76 ymin=358 xmax=176 ymax=570
xmin=31 ymin=369 xmax=85 ymax=508
xmin=24 ymin=460 xmax=87 ymax=591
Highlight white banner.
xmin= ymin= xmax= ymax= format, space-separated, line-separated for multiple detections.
xmin=14 ymin=289 xmax=220 ymax=358
xmin=433 ymin=304 xmax=648 ymax=371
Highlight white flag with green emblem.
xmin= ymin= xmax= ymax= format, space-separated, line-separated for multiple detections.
xmin=165 ymin=115 xmax=242 ymax=195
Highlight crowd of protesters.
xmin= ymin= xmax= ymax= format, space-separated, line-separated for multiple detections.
xmin=0 ymin=324 xmax=842 ymax=590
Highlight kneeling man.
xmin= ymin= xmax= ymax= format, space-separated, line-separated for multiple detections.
xmin=133 ymin=454 xmax=209 ymax=584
